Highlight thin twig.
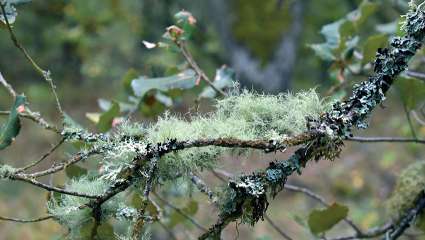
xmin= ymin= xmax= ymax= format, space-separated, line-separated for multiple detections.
xmin=24 ymin=148 xmax=102 ymax=178
xmin=17 ymin=138 xmax=65 ymax=173
xmin=412 ymin=110 xmax=425 ymax=125
xmin=0 ymin=71 xmax=16 ymax=98
xmin=327 ymin=222 xmax=393 ymax=240
xmin=0 ymin=3 xmax=64 ymax=119
xmin=406 ymin=70 xmax=425 ymax=82
xmin=394 ymin=85 xmax=418 ymax=140
xmin=189 ymin=172 xmax=215 ymax=202
xmin=153 ymin=192 xmax=208 ymax=232
xmin=285 ymin=184 xmax=363 ymax=235
xmin=9 ymin=174 xmax=99 ymax=198
xmin=0 ymin=215 xmax=53 ymax=223
xmin=178 ymin=42 xmax=227 ymax=97
xmin=264 ymin=214 xmax=293 ymax=240
xmin=346 ymin=136 xmax=425 ymax=144
xmin=158 ymin=220 xmax=178 ymax=240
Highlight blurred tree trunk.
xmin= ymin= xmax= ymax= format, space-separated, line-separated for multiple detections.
xmin=207 ymin=0 xmax=305 ymax=92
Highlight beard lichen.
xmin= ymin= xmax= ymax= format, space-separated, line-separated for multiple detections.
xmin=47 ymin=177 xmax=123 ymax=238
xmin=102 ymin=89 xmax=328 ymax=181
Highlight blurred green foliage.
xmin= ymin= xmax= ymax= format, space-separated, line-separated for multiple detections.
xmin=0 ymin=0 xmax=425 ymax=239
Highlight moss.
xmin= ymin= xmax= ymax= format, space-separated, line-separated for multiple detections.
xmin=386 ymin=160 xmax=425 ymax=222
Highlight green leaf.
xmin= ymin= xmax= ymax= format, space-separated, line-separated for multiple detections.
xmin=97 ymin=99 xmax=135 ymax=113
xmin=362 ymin=34 xmax=388 ymax=65
xmin=200 ymin=66 xmax=235 ymax=98
xmin=130 ymin=193 xmax=160 ymax=220
xmin=63 ymin=112 xmax=84 ymax=131
xmin=309 ymin=20 xmax=344 ymax=61
xmin=308 ymin=203 xmax=349 ymax=235
xmin=376 ymin=20 xmax=398 ymax=34
xmin=309 ymin=44 xmax=336 ymax=61
xmin=395 ymin=76 xmax=425 ymax=110
xmin=184 ymin=200 xmax=198 ymax=215
xmin=339 ymin=21 xmax=355 ymax=40
xmin=310 ymin=1 xmax=377 ymax=62
xmin=348 ymin=0 xmax=377 ymax=28
xmin=0 ymin=95 xmax=25 ymax=150
xmin=174 ymin=10 xmax=196 ymax=41
xmin=79 ymin=219 xmax=115 ymax=240
xmin=97 ymin=101 xmax=120 ymax=132
xmin=320 ymin=20 xmax=344 ymax=48
xmin=154 ymin=92 xmax=173 ymax=107
xmin=256 ymin=236 xmax=272 ymax=240
xmin=65 ymin=164 xmax=88 ymax=179
xmin=131 ymin=69 xmax=197 ymax=98
xmin=121 ymin=68 xmax=139 ymax=95
xmin=168 ymin=200 xmax=199 ymax=228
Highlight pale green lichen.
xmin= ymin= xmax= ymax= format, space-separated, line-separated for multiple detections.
xmin=47 ymin=177 xmax=120 ymax=238
xmin=386 ymin=160 xmax=425 ymax=223
xmin=0 ymin=164 xmax=16 ymax=179
xmin=104 ymin=90 xmax=329 ymax=180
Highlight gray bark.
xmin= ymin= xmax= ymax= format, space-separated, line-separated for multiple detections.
xmin=206 ymin=0 xmax=305 ymax=92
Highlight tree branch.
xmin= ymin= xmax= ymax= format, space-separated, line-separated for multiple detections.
xmin=346 ymin=136 xmax=425 ymax=144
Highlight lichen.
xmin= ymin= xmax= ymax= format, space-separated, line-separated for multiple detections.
xmin=386 ymin=160 xmax=425 ymax=223
xmin=47 ymin=177 xmax=121 ymax=238
xmin=0 ymin=165 xmax=16 ymax=179
xmin=104 ymin=90 xmax=327 ymax=180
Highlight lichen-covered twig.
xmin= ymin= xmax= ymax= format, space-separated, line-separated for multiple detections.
xmin=9 ymin=174 xmax=99 ymax=198
xmin=0 ymin=3 xmax=424 ymax=240
xmin=212 ymin=168 xmax=361 ymax=237
xmin=385 ymin=191 xmax=425 ymax=240
xmin=132 ymin=156 xmax=159 ymax=239
xmin=199 ymin=5 xmax=425 ymax=239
